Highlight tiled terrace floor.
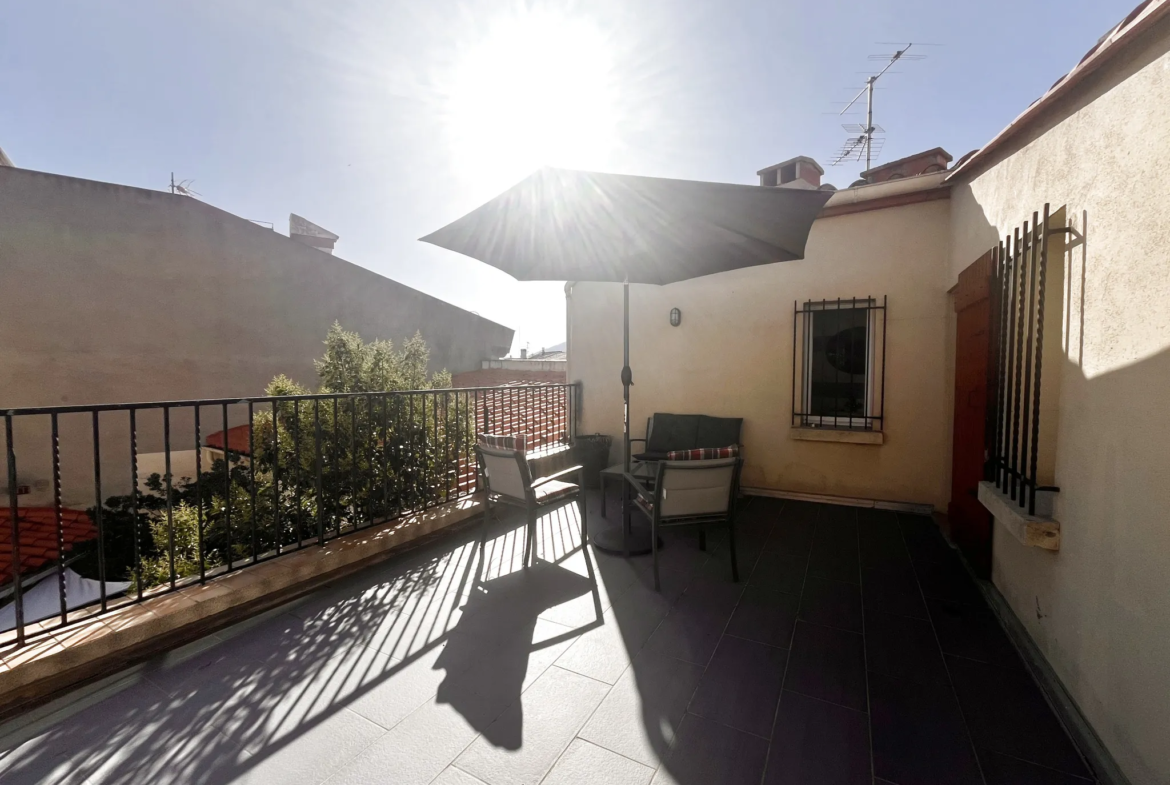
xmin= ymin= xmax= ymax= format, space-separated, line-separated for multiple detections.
xmin=0 ymin=493 xmax=1094 ymax=785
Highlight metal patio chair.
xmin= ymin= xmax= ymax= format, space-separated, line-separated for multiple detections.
xmin=628 ymin=457 xmax=743 ymax=590
xmin=476 ymin=444 xmax=587 ymax=567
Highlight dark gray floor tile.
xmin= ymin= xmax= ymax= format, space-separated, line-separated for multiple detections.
xmin=947 ymin=656 xmax=1091 ymax=778
xmin=764 ymin=519 xmax=816 ymax=557
xmin=765 ymin=690 xmax=871 ymax=785
xmin=749 ymin=552 xmax=808 ymax=595
xmin=725 ymin=586 xmax=800 ymax=648
xmin=817 ymin=504 xmax=859 ymax=527
xmin=783 ymin=621 xmax=867 ymax=711
xmin=579 ymin=649 xmax=705 ymax=767
xmin=455 ymin=665 xmax=610 ymax=784
xmin=799 ymin=575 xmax=863 ymax=632
xmin=779 ymin=500 xmax=821 ymax=525
xmin=978 ymin=749 xmax=1095 ymax=784
xmin=858 ymin=509 xmax=911 ymax=561
xmin=913 ymin=554 xmax=986 ymax=606
xmin=864 ymin=609 xmax=950 ymax=687
xmin=929 ymin=599 xmax=1025 ymax=670
xmin=653 ymin=714 xmax=770 ymax=785
xmin=807 ymin=517 xmax=860 ymax=584
xmin=543 ymin=739 xmax=655 ymax=785
xmin=644 ymin=597 xmax=731 ymax=666
xmin=899 ymin=514 xmax=956 ymax=565
xmin=859 ymin=535 xmax=913 ymax=569
xmin=862 ymin=565 xmax=930 ymax=620
xmin=689 ymin=636 xmax=787 ymax=737
xmin=868 ymin=671 xmax=983 ymax=785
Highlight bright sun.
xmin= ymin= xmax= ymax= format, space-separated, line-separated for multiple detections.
xmin=445 ymin=11 xmax=618 ymax=191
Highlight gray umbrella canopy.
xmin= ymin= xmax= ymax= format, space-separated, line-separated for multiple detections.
xmin=421 ymin=166 xmax=832 ymax=555
xmin=419 ymin=167 xmax=833 ymax=284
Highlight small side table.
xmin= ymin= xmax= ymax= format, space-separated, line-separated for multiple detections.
xmin=593 ymin=462 xmax=660 ymax=556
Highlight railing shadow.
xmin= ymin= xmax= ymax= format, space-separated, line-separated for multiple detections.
xmin=0 ymin=500 xmax=603 ymax=784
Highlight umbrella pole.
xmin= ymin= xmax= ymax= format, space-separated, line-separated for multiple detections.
xmin=594 ymin=279 xmax=658 ymax=557
xmin=623 ymin=279 xmax=631 ymax=473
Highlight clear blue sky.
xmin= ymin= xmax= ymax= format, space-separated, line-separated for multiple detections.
xmin=1 ymin=0 xmax=1134 ymax=355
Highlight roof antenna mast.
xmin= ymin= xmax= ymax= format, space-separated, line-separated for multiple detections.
xmin=831 ymin=43 xmax=928 ymax=173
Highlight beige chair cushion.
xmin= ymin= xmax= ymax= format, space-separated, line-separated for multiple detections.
xmin=534 ymin=479 xmax=579 ymax=504
xmin=658 ymin=459 xmax=736 ymax=518
xmin=481 ymin=450 xmax=528 ymax=500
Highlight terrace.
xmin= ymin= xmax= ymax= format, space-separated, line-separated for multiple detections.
xmin=0 ymin=392 xmax=1095 ymax=785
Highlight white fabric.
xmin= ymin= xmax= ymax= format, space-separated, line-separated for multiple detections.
xmin=659 ymin=459 xmax=736 ymax=518
xmin=481 ymin=451 xmax=528 ymax=500
xmin=0 ymin=568 xmax=131 ymax=631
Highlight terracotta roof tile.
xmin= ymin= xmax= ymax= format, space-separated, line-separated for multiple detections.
xmin=0 ymin=508 xmax=97 ymax=579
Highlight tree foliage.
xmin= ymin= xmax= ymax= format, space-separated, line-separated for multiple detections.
xmin=81 ymin=324 xmax=467 ymax=589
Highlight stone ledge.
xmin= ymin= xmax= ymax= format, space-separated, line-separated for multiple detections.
xmin=0 ymin=495 xmax=484 ymax=717
xmin=789 ymin=427 xmax=884 ymax=445
xmin=978 ymin=481 xmax=1060 ymax=551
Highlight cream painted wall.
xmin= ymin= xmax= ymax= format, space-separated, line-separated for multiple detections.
xmin=948 ymin=17 xmax=1170 ymax=784
xmin=568 ymin=197 xmax=954 ymax=509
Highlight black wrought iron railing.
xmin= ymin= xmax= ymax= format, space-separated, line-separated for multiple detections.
xmin=2 ymin=383 xmax=577 ymax=648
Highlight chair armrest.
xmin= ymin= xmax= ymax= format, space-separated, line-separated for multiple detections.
xmin=624 ymin=472 xmax=654 ymax=501
xmin=531 ymin=465 xmax=584 ymax=487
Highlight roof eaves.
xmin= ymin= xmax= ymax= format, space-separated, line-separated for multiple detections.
xmin=947 ymin=0 xmax=1170 ymax=182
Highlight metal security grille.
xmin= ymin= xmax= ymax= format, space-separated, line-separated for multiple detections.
xmin=792 ymin=297 xmax=888 ymax=431
xmin=987 ymin=204 xmax=1059 ymax=515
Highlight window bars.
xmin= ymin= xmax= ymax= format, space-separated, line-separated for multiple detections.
xmin=792 ymin=297 xmax=888 ymax=431
xmin=988 ymin=204 xmax=1057 ymax=516
xmin=1 ymin=383 xmax=577 ymax=649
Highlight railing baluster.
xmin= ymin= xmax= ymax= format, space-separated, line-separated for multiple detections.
xmin=381 ymin=395 xmax=389 ymax=519
xmin=351 ymin=397 xmax=358 ymax=530
xmin=294 ymin=400 xmax=303 ymax=550
xmin=315 ymin=399 xmax=324 ymax=546
xmin=222 ymin=403 xmax=232 ymax=570
xmin=6 ymin=415 xmax=25 ymax=646
xmin=1019 ymin=215 xmax=1040 ymax=509
xmin=331 ymin=397 xmax=339 ymax=539
xmin=195 ymin=406 xmax=204 ymax=582
xmin=54 ymin=413 xmax=69 ymax=620
xmin=164 ymin=406 xmax=175 ymax=590
xmin=272 ymin=402 xmax=281 ymax=555
xmin=248 ymin=401 xmax=257 ymax=562
xmin=1028 ymin=204 xmax=1051 ymax=516
xmin=92 ymin=411 xmax=107 ymax=612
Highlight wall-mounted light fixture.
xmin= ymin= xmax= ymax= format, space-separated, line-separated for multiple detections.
xmin=669 ymin=307 xmax=682 ymax=327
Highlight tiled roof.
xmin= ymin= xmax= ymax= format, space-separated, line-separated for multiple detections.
xmin=0 ymin=508 xmax=97 ymax=579
xmin=206 ymin=424 xmax=252 ymax=455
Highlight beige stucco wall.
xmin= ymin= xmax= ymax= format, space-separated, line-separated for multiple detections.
xmin=0 ymin=167 xmax=513 ymax=506
xmin=567 ymin=196 xmax=954 ymax=509
xmin=948 ymin=16 xmax=1170 ymax=784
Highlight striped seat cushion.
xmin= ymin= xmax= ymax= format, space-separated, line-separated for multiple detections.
xmin=665 ymin=444 xmax=740 ymax=461
xmin=478 ymin=433 xmax=529 ymax=452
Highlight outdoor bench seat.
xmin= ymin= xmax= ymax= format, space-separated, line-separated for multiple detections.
xmin=631 ymin=413 xmax=743 ymax=462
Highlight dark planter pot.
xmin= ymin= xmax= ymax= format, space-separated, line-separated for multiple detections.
xmin=573 ymin=434 xmax=612 ymax=490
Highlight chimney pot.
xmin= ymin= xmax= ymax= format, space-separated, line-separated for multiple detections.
xmin=520 ymin=348 xmax=527 ymax=359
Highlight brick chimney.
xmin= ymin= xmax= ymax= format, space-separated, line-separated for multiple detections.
xmin=757 ymin=156 xmax=824 ymax=189
xmin=290 ymin=214 xmax=339 ymax=254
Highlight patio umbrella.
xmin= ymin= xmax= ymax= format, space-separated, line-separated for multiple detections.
xmin=421 ymin=167 xmax=832 ymax=552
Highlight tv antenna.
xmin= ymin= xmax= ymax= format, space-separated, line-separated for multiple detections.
xmin=830 ymin=43 xmax=927 ymax=172
xmin=169 ymin=172 xmax=200 ymax=197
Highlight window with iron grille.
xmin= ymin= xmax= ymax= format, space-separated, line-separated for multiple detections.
xmin=792 ymin=297 xmax=887 ymax=431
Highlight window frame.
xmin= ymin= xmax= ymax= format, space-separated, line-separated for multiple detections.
xmin=792 ymin=296 xmax=887 ymax=433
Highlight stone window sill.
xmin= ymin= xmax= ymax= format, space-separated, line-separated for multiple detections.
xmin=789 ymin=427 xmax=884 ymax=445
xmin=978 ymin=481 xmax=1060 ymax=551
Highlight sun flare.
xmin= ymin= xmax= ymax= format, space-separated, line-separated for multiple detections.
xmin=445 ymin=11 xmax=618 ymax=191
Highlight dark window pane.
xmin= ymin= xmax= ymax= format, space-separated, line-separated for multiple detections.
xmin=809 ymin=308 xmax=868 ymax=419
